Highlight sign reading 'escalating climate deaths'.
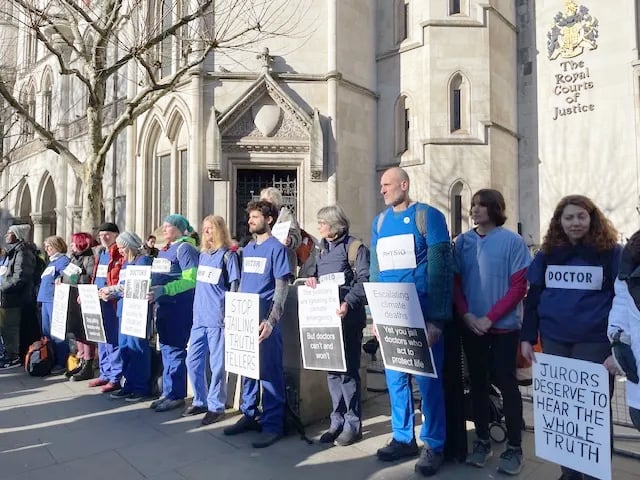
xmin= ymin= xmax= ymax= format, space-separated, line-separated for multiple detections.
xmin=224 ymin=292 xmax=260 ymax=380
xmin=533 ymin=353 xmax=611 ymax=480
xmin=364 ymin=282 xmax=435 ymax=378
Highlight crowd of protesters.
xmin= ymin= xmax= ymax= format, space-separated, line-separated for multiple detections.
xmin=0 ymin=168 xmax=639 ymax=478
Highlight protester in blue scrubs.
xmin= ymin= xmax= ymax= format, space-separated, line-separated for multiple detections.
xmin=370 ymin=167 xmax=453 ymax=477
xmin=37 ymin=236 xmax=70 ymax=374
xmin=184 ymin=215 xmax=240 ymax=425
xmin=89 ymin=222 xmax=124 ymax=393
xmin=147 ymin=214 xmax=199 ymax=413
xmin=223 ymin=200 xmax=291 ymax=448
xmin=100 ymin=231 xmax=153 ymax=403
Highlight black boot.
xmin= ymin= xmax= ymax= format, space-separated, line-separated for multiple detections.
xmin=70 ymin=359 xmax=94 ymax=382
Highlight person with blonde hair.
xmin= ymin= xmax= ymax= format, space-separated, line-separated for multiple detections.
xmin=183 ymin=215 xmax=240 ymax=424
xmin=37 ymin=235 xmax=70 ymax=374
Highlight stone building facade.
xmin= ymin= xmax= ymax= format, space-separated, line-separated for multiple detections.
xmin=0 ymin=0 xmax=638 ymax=247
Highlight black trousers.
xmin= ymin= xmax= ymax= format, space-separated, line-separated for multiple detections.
xmin=327 ymin=321 xmax=363 ymax=434
xmin=462 ymin=329 xmax=523 ymax=447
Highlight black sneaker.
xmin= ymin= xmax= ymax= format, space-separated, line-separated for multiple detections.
xmin=182 ymin=405 xmax=208 ymax=417
xmin=251 ymin=431 xmax=283 ymax=448
xmin=376 ymin=438 xmax=419 ymax=462
xmin=223 ymin=415 xmax=262 ymax=436
xmin=415 ymin=448 xmax=444 ymax=477
xmin=334 ymin=429 xmax=362 ymax=446
xmin=110 ymin=389 xmax=131 ymax=399
xmin=201 ymin=411 xmax=224 ymax=425
xmin=319 ymin=429 xmax=340 ymax=443
xmin=125 ymin=392 xmax=147 ymax=403
xmin=466 ymin=438 xmax=493 ymax=467
xmin=497 ymin=445 xmax=523 ymax=476
xmin=0 ymin=357 xmax=21 ymax=369
xmin=558 ymin=472 xmax=585 ymax=480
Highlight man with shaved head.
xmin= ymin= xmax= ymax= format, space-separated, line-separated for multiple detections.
xmin=371 ymin=166 xmax=453 ymax=477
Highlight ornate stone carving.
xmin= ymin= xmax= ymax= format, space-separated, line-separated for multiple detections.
xmin=207 ymin=169 xmax=223 ymax=180
xmin=221 ymin=143 xmax=309 ymax=153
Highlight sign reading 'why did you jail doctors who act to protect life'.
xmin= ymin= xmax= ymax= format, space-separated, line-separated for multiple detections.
xmin=533 ymin=353 xmax=611 ymax=480
xmin=364 ymin=282 xmax=436 ymax=378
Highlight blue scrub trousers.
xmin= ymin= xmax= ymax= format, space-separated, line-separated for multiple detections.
xmin=159 ymin=343 xmax=187 ymax=399
xmin=241 ymin=323 xmax=285 ymax=435
xmin=385 ymin=335 xmax=445 ymax=451
xmin=118 ymin=331 xmax=151 ymax=396
xmin=156 ymin=305 xmax=191 ymax=401
xmin=40 ymin=301 xmax=69 ymax=368
xmin=186 ymin=325 xmax=226 ymax=412
xmin=98 ymin=301 xmax=123 ymax=384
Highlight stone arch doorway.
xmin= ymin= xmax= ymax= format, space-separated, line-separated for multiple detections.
xmin=16 ymin=182 xmax=32 ymax=226
xmin=235 ymin=169 xmax=297 ymax=241
xmin=33 ymin=175 xmax=57 ymax=247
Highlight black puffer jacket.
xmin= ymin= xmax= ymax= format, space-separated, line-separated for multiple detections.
xmin=0 ymin=240 xmax=36 ymax=308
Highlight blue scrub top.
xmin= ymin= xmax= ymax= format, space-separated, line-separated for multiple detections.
xmin=239 ymin=236 xmax=290 ymax=318
xmin=193 ymin=248 xmax=240 ymax=328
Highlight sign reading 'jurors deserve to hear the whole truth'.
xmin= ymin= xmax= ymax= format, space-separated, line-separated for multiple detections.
xmin=364 ymin=282 xmax=436 ymax=378
xmin=533 ymin=353 xmax=611 ymax=480
xmin=297 ymin=284 xmax=346 ymax=372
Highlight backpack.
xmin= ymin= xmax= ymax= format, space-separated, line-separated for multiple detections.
xmin=347 ymin=238 xmax=363 ymax=270
xmin=24 ymin=337 xmax=54 ymax=376
xmin=33 ymin=252 xmax=47 ymax=286
xmin=296 ymin=229 xmax=315 ymax=266
xmin=376 ymin=203 xmax=427 ymax=236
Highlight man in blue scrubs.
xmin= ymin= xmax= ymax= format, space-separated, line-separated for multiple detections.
xmin=223 ymin=200 xmax=291 ymax=448
xmin=371 ymin=167 xmax=453 ymax=477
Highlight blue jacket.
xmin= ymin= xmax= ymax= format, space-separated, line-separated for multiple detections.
xmin=315 ymin=234 xmax=370 ymax=329
xmin=522 ymin=244 xmax=622 ymax=344
xmin=37 ymin=254 xmax=70 ymax=303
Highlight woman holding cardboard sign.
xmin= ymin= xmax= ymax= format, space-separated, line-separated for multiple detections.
xmin=305 ymin=205 xmax=370 ymax=446
xmin=521 ymin=195 xmax=621 ymax=480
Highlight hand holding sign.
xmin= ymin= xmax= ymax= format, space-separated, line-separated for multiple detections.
xmin=258 ymin=321 xmax=273 ymax=342
xmin=533 ymin=353 xmax=611 ymax=480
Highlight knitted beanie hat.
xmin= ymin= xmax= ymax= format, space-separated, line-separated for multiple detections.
xmin=116 ymin=231 xmax=143 ymax=251
xmin=7 ymin=224 xmax=31 ymax=241
xmin=164 ymin=214 xmax=193 ymax=234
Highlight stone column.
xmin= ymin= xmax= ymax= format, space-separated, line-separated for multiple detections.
xmin=30 ymin=213 xmax=47 ymax=248
xmin=189 ymin=71 xmax=203 ymax=223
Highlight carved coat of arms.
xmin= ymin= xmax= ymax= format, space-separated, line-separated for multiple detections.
xmin=547 ymin=0 xmax=598 ymax=60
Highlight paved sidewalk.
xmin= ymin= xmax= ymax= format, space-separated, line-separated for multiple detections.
xmin=0 ymin=369 xmax=638 ymax=480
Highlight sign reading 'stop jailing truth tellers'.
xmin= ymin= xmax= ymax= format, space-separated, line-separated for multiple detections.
xmin=224 ymin=292 xmax=260 ymax=380
xmin=364 ymin=282 xmax=436 ymax=378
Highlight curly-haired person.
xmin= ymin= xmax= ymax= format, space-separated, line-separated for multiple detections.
xmin=521 ymin=195 xmax=621 ymax=480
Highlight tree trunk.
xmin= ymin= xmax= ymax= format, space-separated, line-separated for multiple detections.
xmin=80 ymin=162 xmax=105 ymax=232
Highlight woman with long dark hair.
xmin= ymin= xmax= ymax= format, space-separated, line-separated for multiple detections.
xmin=521 ymin=195 xmax=621 ymax=480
